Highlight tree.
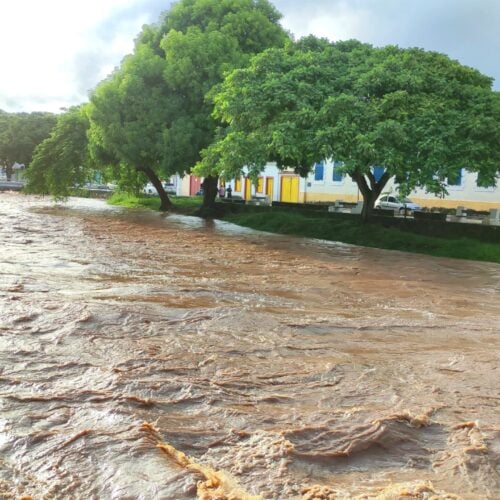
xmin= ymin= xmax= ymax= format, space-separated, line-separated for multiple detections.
xmin=0 ymin=110 xmax=57 ymax=171
xmin=87 ymin=42 xmax=175 ymax=210
xmin=87 ymin=0 xmax=288 ymax=211
xmin=25 ymin=106 xmax=91 ymax=198
xmin=197 ymin=39 xmax=500 ymax=219
xmin=319 ymin=45 xmax=500 ymax=218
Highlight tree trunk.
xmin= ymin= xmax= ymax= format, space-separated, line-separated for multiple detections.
xmin=360 ymin=191 xmax=377 ymax=220
xmin=351 ymin=168 xmax=391 ymax=222
xmin=201 ymin=175 xmax=218 ymax=210
xmin=137 ymin=165 xmax=172 ymax=211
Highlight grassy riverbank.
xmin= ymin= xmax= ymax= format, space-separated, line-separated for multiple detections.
xmin=225 ymin=210 xmax=500 ymax=262
xmin=107 ymin=193 xmax=500 ymax=263
xmin=108 ymin=192 xmax=201 ymax=213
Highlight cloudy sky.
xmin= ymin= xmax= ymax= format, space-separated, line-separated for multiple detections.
xmin=1 ymin=0 xmax=499 ymax=113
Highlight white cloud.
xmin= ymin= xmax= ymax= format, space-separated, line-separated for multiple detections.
xmin=0 ymin=0 xmax=165 ymax=112
xmin=280 ymin=1 xmax=374 ymax=41
xmin=276 ymin=0 xmax=500 ymax=88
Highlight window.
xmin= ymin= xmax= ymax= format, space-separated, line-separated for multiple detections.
xmin=475 ymin=171 xmax=497 ymax=189
xmin=372 ymin=166 xmax=385 ymax=182
xmin=332 ymin=160 xmax=344 ymax=182
xmin=314 ymin=162 xmax=324 ymax=181
xmin=256 ymin=177 xmax=264 ymax=193
xmin=447 ymin=168 xmax=463 ymax=186
xmin=234 ymin=177 xmax=242 ymax=192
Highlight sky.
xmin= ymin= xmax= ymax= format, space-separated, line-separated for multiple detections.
xmin=1 ymin=0 xmax=499 ymax=113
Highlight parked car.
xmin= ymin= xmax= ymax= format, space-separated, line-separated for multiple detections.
xmin=375 ymin=195 xmax=422 ymax=214
xmin=143 ymin=182 xmax=176 ymax=195
xmin=83 ymin=182 xmax=112 ymax=192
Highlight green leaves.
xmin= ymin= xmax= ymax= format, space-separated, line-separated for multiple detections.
xmin=158 ymin=0 xmax=287 ymax=175
xmin=0 ymin=111 xmax=56 ymax=167
xmin=87 ymin=41 xmax=172 ymax=191
xmin=25 ymin=107 xmax=90 ymax=197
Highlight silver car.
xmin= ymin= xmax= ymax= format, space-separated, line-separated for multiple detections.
xmin=143 ymin=182 xmax=176 ymax=195
xmin=375 ymin=195 xmax=422 ymax=214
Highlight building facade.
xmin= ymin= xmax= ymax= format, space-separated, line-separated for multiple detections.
xmin=176 ymin=161 xmax=500 ymax=211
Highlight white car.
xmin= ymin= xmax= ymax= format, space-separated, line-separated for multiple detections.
xmin=143 ymin=182 xmax=176 ymax=195
xmin=375 ymin=195 xmax=422 ymax=214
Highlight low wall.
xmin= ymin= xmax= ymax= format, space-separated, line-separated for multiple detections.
xmin=0 ymin=181 xmax=24 ymax=191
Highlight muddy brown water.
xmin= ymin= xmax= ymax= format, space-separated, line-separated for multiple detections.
xmin=0 ymin=192 xmax=499 ymax=499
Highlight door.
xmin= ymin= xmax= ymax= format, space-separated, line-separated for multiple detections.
xmin=265 ymin=177 xmax=274 ymax=200
xmin=190 ymin=176 xmax=202 ymax=196
xmin=244 ymin=177 xmax=252 ymax=200
xmin=280 ymin=176 xmax=299 ymax=203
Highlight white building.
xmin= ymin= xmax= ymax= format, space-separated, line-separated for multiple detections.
xmin=214 ymin=161 xmax=500 ymax=211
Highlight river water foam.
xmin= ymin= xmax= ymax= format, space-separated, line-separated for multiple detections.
xmin=0 ymin=193 xmax=499 ymax=499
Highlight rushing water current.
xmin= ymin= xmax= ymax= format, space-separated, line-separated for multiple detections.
xmin=0 ymin=193 xmax=499 ymax=499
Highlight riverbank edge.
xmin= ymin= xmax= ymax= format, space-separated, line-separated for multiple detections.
xmin=107 ymin=193 xmax=500 ymax=264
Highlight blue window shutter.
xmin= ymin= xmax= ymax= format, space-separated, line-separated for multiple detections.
xmin=373 ymin=166 xmax=385 ymax=182
xmin=332 ymin=160 xmax=344 ymax=182
xmin=448 ymin=169 xmax=463 ymax=186
xmin=314 ymin=162 xmax=324 ymax=181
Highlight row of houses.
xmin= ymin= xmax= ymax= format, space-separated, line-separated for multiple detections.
xmin=4 ymin=159 xmax=497 ymax=211
xmin=175 ymin=161 xmax=500 ymax=211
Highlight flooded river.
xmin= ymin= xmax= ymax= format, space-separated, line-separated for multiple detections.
xmin=0 ymin=192 xmax=499 ymax=499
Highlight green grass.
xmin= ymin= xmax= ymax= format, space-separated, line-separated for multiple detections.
xmin=108 ymin=192 xmax=202 ymax=213
xmin=107 ymin=193 xmax=500 ymax=263
xmin=224 ymin=210 xmax=500 ymax=263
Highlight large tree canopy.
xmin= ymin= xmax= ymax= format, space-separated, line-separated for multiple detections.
xmin=197 ymin=39 xmax=500 ymax=218
xmin=87 ymin=0 xmax=288 ymax=210
xmin=87 ymin=42 xmax=175 ymax=209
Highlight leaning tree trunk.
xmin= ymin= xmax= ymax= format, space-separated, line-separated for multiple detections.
xmin=137 ymin=165 xmax=172 ymax=211
xmin=351 ymin=169 xmax=392 ymax=222
xmin=201 ymin=175 xmax=219 ymax=210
